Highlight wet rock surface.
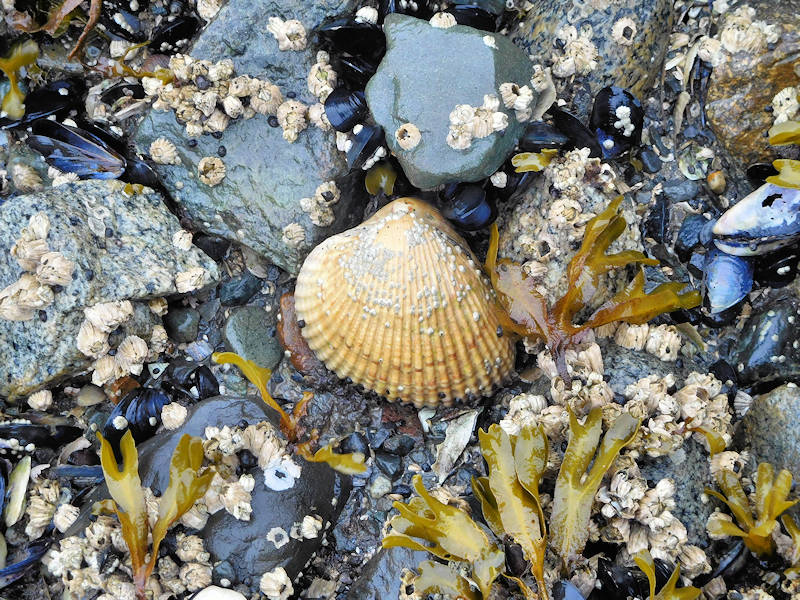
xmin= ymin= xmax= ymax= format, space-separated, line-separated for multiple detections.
xmin=0 ymin=180 xmax=218 ymax=399
xmin=222 ymin=305 xmax=282 ymax=370
xmin=706 ymin=0 xmax=800 ymax=165
xmin=347 ymin=546 xmax=427 ymax=600
xmin=366 ymin=14 xmax=533 ymax=189
xmin=134 ymin=0 xmax=367 ymax=275
xmin=743 ymin=384 xmax=800 ymax=485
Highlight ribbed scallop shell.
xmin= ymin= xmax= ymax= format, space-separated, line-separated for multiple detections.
xmin=294 ymin=198 xmax=516 ymax=407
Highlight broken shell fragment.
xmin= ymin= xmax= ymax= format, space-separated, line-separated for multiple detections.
xmin=294 ymin=198 xmax=515 ymax=407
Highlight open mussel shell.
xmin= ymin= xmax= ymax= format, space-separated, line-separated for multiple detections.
xmin=548 ymin=106 xmax=602 ymax=157
xmin=100 ymin=81 xmax=146 ymax=105
xmin=0 ymin=79 xmax=85 ymax=129
xmin=294 ymin=198 xmax=516 ymax=407
xmin=0 ymin=538 xmax=49 ymax=589
xmin=347 ymin=124 xmax=385 ymax=170
xmin=440 ymin=183 xmax=497 ymax=231
xmin=589 ymin=86 xmax=643 ymax=159
xmin=746 ymin=162 xmax=779 ymax=187
xmin=102 ymin=387 xmax=170 ymax=450
xmin=754 ymin=245 xmax=800 ymax=288
xmin=316 ymin=18 xmax=386 ymax=59
xmin=712 ymin=183 xmax=800 ymax=256
xmin=324 ymin=87 xmax=368 ymax=132
xmin=703 ymin=248 xmax=754 ymax=314
xmin=519 ymin=120 xmax=569 ymax=152
xmin=445 ymin=4 xmax=498 ymax=31
xmin=149 ymin=15 xmax=201 ymax=53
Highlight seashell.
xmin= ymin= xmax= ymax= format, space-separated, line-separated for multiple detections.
xmin=294 ymin=198 xmax=515 ymax=407
xmin=712 ymin=183 xmax=800 ymax=256
xmin=335 ymin=54 xmax=379 ymax=88
xmin=445 ymin=4 xmax=498 ymax=31
xmin=519 ymin=120 xmax=569 ymax=153
xmin=0 ymin=79 xmax=85 ymax=130
xmin=589 ymin=86 xmax=643 ymax=159
xmin=4 ymin=456 xmax=30 ymax=527
xmin=149 ymin=15 xmax=200 ymax=53
xmin=440 ymin=183 xmax=496 ymax=231
xmin=347 ymin=124 xmax=385 ymax=170
xmin=316 ymin=19 xmax=386 ymax=59
xmin=324 ymin=87 xmax=367 ymax=132
xmin=548 ymin=106 xmax=602 ymax=158
xmin=703 ymin=248 xmax=753 ymax=314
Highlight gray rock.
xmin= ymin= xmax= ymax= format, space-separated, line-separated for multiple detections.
xmin=133 ymin=0 xmax=366 ymax=275
xmin=137 ymin=396 xmax=352 ymax=588
xmin=219 ymin=272 xmax=262 ymax=306
xmin=512 ymin=0 xmax=673 ymax=112
xmin=0 ymin=181 xmax=218 ymax=399
xmin=743 ymin=384 xmax=800 ymax=486
xmin=222 ymin=305 xmax=282 ymax=370
xmin=347 ymin=547 xmax=428 ymax=600
xmin=366 ymin=14 xmax=533 ymax=189
xmin=662 ymin=179 xmax=700 ymax=203
xmin=163 ymin=307 xmax=201 ymax=343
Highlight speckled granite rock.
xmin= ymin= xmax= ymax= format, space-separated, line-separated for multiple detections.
xmin=512 ymin=0 xmax=673 ymax=110
xmin=743 ymin=384 xmax=800 ymax=484
xmin=0 ymin=180 xmax=218 ymax=399
xmin=706 ymin=0 xmax=800 ymax=165
xmin=134 ymin=0 xmax=366 ymax=275
xmin=365 ymin=14 xmax=533 ymax=189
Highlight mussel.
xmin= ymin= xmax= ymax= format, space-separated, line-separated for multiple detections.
xmin=440 ymin=183 xmax=496 ymax=230
xmin=0 ymin=417 xmax=83 ymax=451
xmin=324 ymin=87 xmax=368 ymax=132
xmin=316 ymin=18 xmax=386 ymax=59
xmin=335 ymin=54 xmax=380 ymax=88
xmin=589 ymin=86 xmax=643 ymax=159
xmin=0 ymin=79 xmax=84 ymax=129
xmin=754 ymin=245 xmax=800 ymax=288
xmin=163 ymin=361 xmax=219 ymax=400
xmin=445 ymin=4 xmax=498 ymax=31
xmin=553 ymin=581 xmax=584 ymax=600
xmin=703 ymin=248 xmax=754 ymax=314
xmin=100 ymin=8 xmax=145 ymax=43
xmin=548 ymin=106 xmax=602 ymax=157
xmin=100 ymin=81 xmax=146 ymax=105
xmin=745 ymin=162 xmax=779 ymax=188
xmin=379 ymin=0 xmax=435 ymax=21
xmin=0 ymin=539 xmax=50 ymax=589
xmin=27 ymin=119 xmax=159 ymax=187
xmin=519 ymin=120 xmax=570 ymax=153
xmin=712 ymin=183 xmax=800 ymax=256
xmin=347 ymin=124 xmax=385 ymax=170
xmin=102 ymin=387 xmax=171 ymax=451
xmin=149 ymin=15 xmax=201 ymax=53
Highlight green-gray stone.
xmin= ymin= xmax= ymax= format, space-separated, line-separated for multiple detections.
xmin=163 ymin=307 xmax=201 ymax=343
xmin=743 ymin=384 xmax=800 ymax=487
xmin=223 ymin=305 xmax=282 ymax=370
xmin=0 ymin=180 xmax=218 ymax=399
xmin=219 ymin=271 xmax=262 ymax=306
xmin=365 ymin=14 xmax=533 ymax=190
xmin=133 ymin=0 xmax=366 ymax=275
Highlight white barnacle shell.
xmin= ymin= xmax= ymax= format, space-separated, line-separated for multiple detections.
xmin=499 ymin=393 xmax=549 ymax=436
xmin=149 ymin=297 xmax=168 ymax=315
xmin=11 ymin=238 xmax=49 ymax=272
xmin=267 ymin=17 xmax=307 ymax=51
xmin=180 ymin=503 xmax=209 ymax=530
xmin=429 ymin=12 xmax=456 ymax=28
xmin=276 ymin=99 xmax=309 ymax=143
xmin=198 ymin=156 xmax=226 ymax=186
xmin=260 ymin=566 xmax=294 ymax=600
xmin=355 ymin=6 xmax=378 ymax=24
xmin=10 ymin=163 xmax=43 ymax=193
xmin=241 ymin=421 xmax=285 ymax=469
xmin=490 ymin=171 xmax=507 ymax=188
xmin=395 ymin=123 xmax=422 ymax=150
xmin=27 ymin=389 xmax=53 ymax=411
xmin=614 ymin=322 xmax=649 ymax=351
xmin=0 ymin=275 xmax=53 ymax=321
xmin=222 ymin=95 xmax=244 ymax=118
xmin=48 ymin=167 xmax=79 ymax=187
xmin=308 ymin=102 xmax=331 ymax=131
xmin=300 ymin=514 xmax=323 ymax=539
xmin=192 ymin=90 xmax=219 ymax=118
xmin=76 ymin=320 xmax=111 ymax=358
xmin=172 ymin=229 xmax=193 ymax=250
xmin=266 ymin=526 xmax=289 ymax=549
xmin=84 ymin=300 xmax=134 ymax=332
xmin=611 ymin=16 xmax=637 ymax=46
xmin=116 ymin=335 xmax=148 ymax=374
xmin=149 ymin=137 xmax=181 ymax=165
xmin=176 ymin=267 xmax=211 ymax=293
xmin=282 ymin=222 xmax=306 ymax=248
xmin=203 ymin=109 xmax=230 ymax=133
xmin=161 ymin=402 xmax=188 ymax=430
xmin=53 ymin=503 xmax=80 ymax=533
xmin=91 ymin=354 xmax=125 ymax=386
xmin=207 ymin=58 xmax=234 ymax=82
xmin=228 ymin=75 xmax=252 ymax=97
xmin=644 ymin=324 xmax=682 ymax=361
xmin=307 ymin=51 xmax=337 ymax=101
xmin=176 ymin=533 xmax=210 ymax=563
xmin=180 ymin=562 xmax=213 ymax=593
xmin=221 ymin=476 xmax=253 ymax=521
xmin=264 ymin=456 xmax=301 ymax=491
xmin=19 ymin=212 xmax=51 ymax=242
xmin=250 ymin=80 xmax=283 ymax=115
xmin=149 ymin=324 xmax=168 ymax=359
xmin=36 ymin=251 xmax=75 ymax=286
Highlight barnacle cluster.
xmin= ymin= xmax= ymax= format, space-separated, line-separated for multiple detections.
xmin=1 ymin=212 xmax=74 ymax=321
xmin=718 ymin=5 xmax=779 ymax=54
xmin=446 ymin=94 xmax=509 ymax=150
xmin=299 ymin=180 xmax=341 ymax=227
xmin=550 ymin=25 xmax=599 ymax=79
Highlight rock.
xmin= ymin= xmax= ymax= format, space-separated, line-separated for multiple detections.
xmin=137 ymin=396 xmax=352 ymax=588
xmin=706 ymin=1 xmax=800 ymax=165
xmin=347 ymin=547 xmax=428 ymax=600
xmin=662 ymin=179 xmax=700 ymax=204
xmin=743 ymin=384 xmax=800 ymax=486
xmin=219 ymin=272 xmax=262 ymax=306
xmin=365 ymin=14 xmax=533 ymax=189
xmin=0 ymin=181 xmax=218 ymax=399
xmin=730 ymin=295 xmax=800 ymax=390
xmin=164 ymin=307 xmax=201 ymax=343
xmin=639 ymin=146 xmax=662 ymax=174
xmin=368 ymin=474 xmax=392 ymax=499
xmin=222 ymin=305 xmax=282 ymax=370
xmin=133 ymin=0 xmax=367 ymax=275
xmin=512 ymin=0 xmax=673 ymax=107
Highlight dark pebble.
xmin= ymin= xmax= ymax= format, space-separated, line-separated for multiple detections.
xmin=268 ymin=116 xmax=279 ymax=128
xmin=212 ymin=131 xmax=223 ymax=139
xmin=639 ymin=146 xmax=661 ymax=173
xmin=218 ymin=271 xmax=262 ymax=306
xmin=188 ymin=138 xmax=198 ymax=148
xmin=391 ymin=483 xmax=412 ymax=497
xmin=374 ymin=451 xmax=402 ymax=479
xmin=381 ymin=434 xmax=417 ymax=456
xmin=193 ymin=234 xmax=230 ymax=262
xmin=662 ymin=179 xmax=700 ymax=203
xmin=217 ymin=145 xmax=226 ymax=157
xmin=339 ymin=432 xmax=370 ymax=456
xmin=163 ymin=307 xmax=200 ymax=343
xmin=196 ymin=75 xmax=210 ymax=90
xmin=674 ymin=214 xmax=709 ymax=262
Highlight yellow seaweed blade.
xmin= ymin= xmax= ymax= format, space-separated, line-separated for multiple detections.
xmin=212 ymin=351 xmax=290 ymax=424
xmin=768 ymin=121 xmax=800 ymax=146
xmin=767 ymin=159 xmax=800 ymax=190
xmin=0 ymin=40 xmax=39 ymax=119
xmin=511 ymin=149 xmax=557 ymax=172
xmin=307 ymin=442 xmax=367 ymax=475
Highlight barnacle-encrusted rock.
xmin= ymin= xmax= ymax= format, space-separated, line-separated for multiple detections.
xmin=10 ymin=237 xmax=49 ymax=272
xmin=366 ymin=14 xmax=533 ymax=189
xmin=276 ymin=99 xmax=308 ymax=143
xmin=295 ymin=198 xmax=516 ymax=407
xmin=36 ymin=251 xmax=75 ymax=286
xmin=84 ymin=300 xmax=134 ymax=333
xmin=307 ymin=51 xmax=336 ymax=101
xmin=267 ymin=17 xmax=307 ymax=51
xmin=115 ymin=335 xmax=148 ymax=374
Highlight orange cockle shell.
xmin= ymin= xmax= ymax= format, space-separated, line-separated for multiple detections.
xmin=294 ymin=197 xmax=515 ymax=407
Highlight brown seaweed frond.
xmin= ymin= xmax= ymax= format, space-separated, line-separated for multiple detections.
xmin=0 ymin=40 xmax=39 ymax=120
xmin=634 ymin=550 xmax=701 ymax=600
xmin=487 ymin=197 xmax=701 ymax=380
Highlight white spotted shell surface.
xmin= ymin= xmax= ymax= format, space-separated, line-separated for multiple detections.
xmin=294 ymin=198 xmax=515 ymax=407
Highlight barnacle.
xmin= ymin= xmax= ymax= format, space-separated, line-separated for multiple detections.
xmin=95 ymin=430 xmax=213 ymax=599
xmin=550 ymin=408 xmax=638 ymax=568
xmin=634 ymin=549 xmax=701 ymax=599
xmin=0 ymin=40 xmax=39 ymax=119
xmin=487 ymin=197 xmax=701 ymax=380
xmin=705 ymin=463 xmax=797 ymax=556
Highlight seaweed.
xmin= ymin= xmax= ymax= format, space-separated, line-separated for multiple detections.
xmin=96 ymin=430 xmax=213 ymax=600
xmin=769 ymin=120 xmax=800 ymax=146
xmin=0 ymin=40 xmax=39 ymax=120
xmin=705 ymin=463 xmax=798 ymax=556
xmin=766 ymin=159 xmax=800 ymax=190
xmin=511 ymin=149 xmax=558 ymax=173
xmin=212 ymin=351 xmax=367 ymax=475
xmin=486 ymin=197 xmax=701 ymax=380
xmin=634 ymin=550 xmax=701 ymax=600
xmin=550 ymin=408 xmax=639 ymax=568
xmin=781 ymin=514 xmax=800 ymax=577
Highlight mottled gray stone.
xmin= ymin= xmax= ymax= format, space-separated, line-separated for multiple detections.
xmin=222 ymin=305 xmax=282 ymax=370
xmin=0 ymin=181 xmax=218 ymax=399
xmin=366 ymin=14 xmax=533 ymax=189
xmin=164 ymin=307 xmax=201 ymax=343
xmin=133 ymin=0 xmax=366 ymax=275
xmin=743 ymin=384 xmax=800 ymax=486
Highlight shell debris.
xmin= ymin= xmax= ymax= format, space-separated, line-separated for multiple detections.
xmin=294 ymin=198 xmax=515 ymax=407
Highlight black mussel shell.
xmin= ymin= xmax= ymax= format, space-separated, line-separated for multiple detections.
xmin=519 ymin=120 xmax=569 ymax=152
xmin=0 ymin=79 xmax=85 ymax=129
xmin=754 ymin=245 xmax=800 ymax=288
xmin=163 ymin=361 xmax=219 ymax=399
xmin=441 ymin=183 xmax=496 ymax=231
xmin=379 ymin=0 xmax=435 ymax=21
xmin=316 ymin=19 xmax=386 ymax=59
xmin=0 ymin=539 xmax=50 ymax=589
xmin=548 ymin=106 xmax=602 ymax=157
xmin=324 ymin=87 xmax=368 ymax=132
xmin=703 ymin=248 xmax=754 ymax=314
xmin=445 ymin=4 xmax=497 ymax=31
xmin=102 ymin=388 xmax=171 ymax=449
xmin=347 ymin=124 xmax=384 ymax=170
xmin=553 ymin=580 xmax=585 ymax=600
xmin=100 ymin=8 xmax=145 ymax=42
xmin=335 ymin=54 xmax=379 ymax=88
xmin=149 ymin=15 xmax=200 ymax=53
xmin=746 ymin=162 xmax=779 ymax=187
xmin=27 ymin=119 xmax=126 ymax=179
xmin=675 ymin=214 xmax=710 ymax=262
xmin=589 ymin=86 xmax=643 ymax=159
xmin=100 ymin=81 xmax=146 ymax=105
xmin=494 ymin=168 xmax=534 ymax=202
xmin=0 ymin=418 xmax=83 ymax=450
xmin=123 ymin=156 xmax=161 ymax=187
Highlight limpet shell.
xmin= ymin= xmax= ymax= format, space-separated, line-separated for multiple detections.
xmin=294 ymin=198 xmax=515 ymax=407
